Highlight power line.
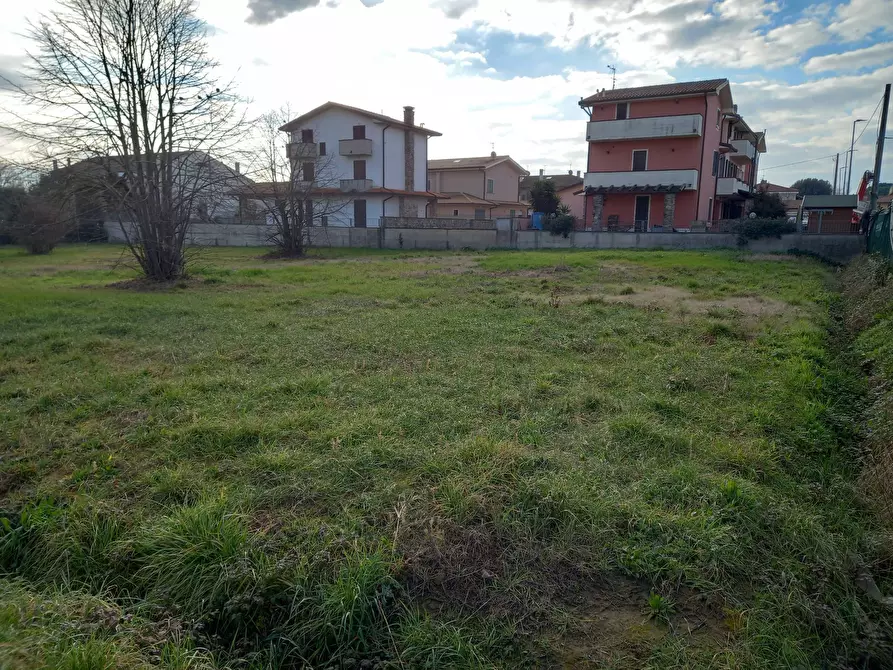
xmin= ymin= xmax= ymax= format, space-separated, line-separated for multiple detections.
xmin=761 ymin=153 xmax=839 ymax=171
xmin=855 ymin=95 xmax=884 ymax=145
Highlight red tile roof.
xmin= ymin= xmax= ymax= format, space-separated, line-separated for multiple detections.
xmin=279 ymin=102 xmax=441 ymax=137
xmin=758 ymin=181 xmax=799 ymax=193
xmin=428 ymin=154 xmax=529 ymax=175
xmin=580 ymin=78 xmax=729 ymax=105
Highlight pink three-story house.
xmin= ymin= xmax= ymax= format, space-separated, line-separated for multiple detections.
xmin=578 ymin=79 xmax=766 ymax=231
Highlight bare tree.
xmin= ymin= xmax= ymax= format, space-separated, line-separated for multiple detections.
xmin=1 ymin=0 xmax=247 ymax=279
xmin=241 ymin=108 xmax=349 ymax=257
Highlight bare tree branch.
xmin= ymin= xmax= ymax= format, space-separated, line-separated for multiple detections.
xmin=1 ymin=0 xmax=249 ymax=279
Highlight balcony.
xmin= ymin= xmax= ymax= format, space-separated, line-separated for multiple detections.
xmin=716 ymin=177 xmax=751 ymax=196
xmin=729 ymin=139 xmax=756 ymax=164
xmin=583 ymin=169 xmax=699 ymax=191
xmin=287 ymin=142 xmax=319 ymax=159
xmin=586 ymin=114 xmax=703 ymax=142
xmin=340 ymin=179 xmax=373 ymax=192
xmin=339 ymin=138 xmax=374 ymax=156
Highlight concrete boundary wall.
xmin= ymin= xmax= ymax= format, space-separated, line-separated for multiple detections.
xmin=104 ymin=222 xmax=865 ymax=263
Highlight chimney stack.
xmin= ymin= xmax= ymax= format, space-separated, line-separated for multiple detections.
xmin=234 ymin=162 xmax=240 ymax=175
xmin=491 ymin=150 xmax=497 ymax=158
xmin=576 ymin=170 xmax=581 ymax=177
xmin=539 ymin=168 xmax=544 ymax=176
xmin=568 ymin=169 xmax=573 ymax=175
xmin=402 ymin=106 xmax=416 ymax=215
xmin=52 ymin=159 xmax=58 ymax=171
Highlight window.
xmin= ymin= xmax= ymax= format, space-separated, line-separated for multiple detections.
xmin=707 ymin=198 xmax=713 ymax=222
xmin=632 ymin=150 xmax=647 ymax=172
xmin=486 ymin=178 xmax=494 ymax=194
xmin=301 ymin=129 xmax=313 ymax=143
xmin=353 ymin=160 xmax=366 ymax=180
xmin=302 ymin=162 xmax=315 ymax=181
xmin=352 ymin=125 xmax=366 ymax=140
xmin=427 ymin=179 xmax=431 ymax=190
xmin=319 ymin=142 xmax=326 ymax=156
xmin=354 ymin=199 xmax=367 ymax=228
xmin=306 ymin=200 xmax=314 ymax=226
xmin=321 ymin=215 xmax=328 ymax=226
xmin=510 ymin=209 xmax=516 ymax=217
xmin=474 ymin=208 xmax=486 ymax=219
xmin=716 ymin=109 xmax=721 ymax=128
xmin=453 ymin=209 xmax=459 ymax=216
xmin=616 ymin=103 xmax=628 ymax=120
xmin=712 ymin=151 xmax=719 ymax=176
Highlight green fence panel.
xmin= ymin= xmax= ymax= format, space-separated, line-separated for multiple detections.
xmin=867 ymin=209 xmax=893 ymax=260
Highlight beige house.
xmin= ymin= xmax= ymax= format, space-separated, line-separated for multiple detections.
xmin=428 ymin=152 xmax=529 ymax=218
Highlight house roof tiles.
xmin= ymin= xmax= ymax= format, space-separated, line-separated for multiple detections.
xmin=279 ymin=102 xmax=442 ymax=137
xmin=580 ymin=78 xmax=729 ymax=105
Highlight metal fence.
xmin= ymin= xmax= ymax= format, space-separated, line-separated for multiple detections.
xmin=867 ymin=208 xmax=893 ymax=260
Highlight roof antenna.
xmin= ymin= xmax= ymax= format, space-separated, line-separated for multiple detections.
xmin=607 ymin=64 xmax=616 ymax=90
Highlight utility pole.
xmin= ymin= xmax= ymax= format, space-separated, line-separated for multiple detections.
xmin=832 ymin=153 xmax=839 ymax=194
xmin=846 ymin=118 xmax=866 ymax=194
xmin=869 ymin=83 xmax=891 ymax=213
xmin=607 ymin=65 xmax=616 ymax=90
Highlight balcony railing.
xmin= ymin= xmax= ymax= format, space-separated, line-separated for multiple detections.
xmin=716 ymin=177 xmax=751 ymax=196
xmin=586 ymin=114 xmax=703 ymax=142
xmin=340 ymin=179 xmax=373 ymax=192
xmin=339 ymin=138 xmax=374 ymax=156
xmin=583 ymin=169 xmax=699 ymax=190
xmin=287 ymin=142 xmax=319 ymax=159
xmin=729 ymin=139 xmax=756 ymax=164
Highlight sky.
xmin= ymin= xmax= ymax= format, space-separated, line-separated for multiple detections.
xmin=1 ymin=0 xmax=891 ymax=189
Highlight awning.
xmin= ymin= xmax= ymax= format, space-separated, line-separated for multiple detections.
xmin=581 ymin=184 xmax=688 ymax=195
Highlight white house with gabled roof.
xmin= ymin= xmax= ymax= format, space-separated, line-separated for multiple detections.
xmin=276 ymin=102 xmax=442 ymax=227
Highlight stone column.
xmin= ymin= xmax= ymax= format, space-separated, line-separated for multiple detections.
xmin=663 ymin=193 xmax=676 ymax=228
xmin=592 ymin=194 xmax=604 ymax=230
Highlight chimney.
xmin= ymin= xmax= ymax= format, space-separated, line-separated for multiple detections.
xmin=491 ymin=150 xmax=497 ymax=158
xmin=234 ymin=162 xmax=240 ymax=175
xmin=52 ymin=159 xmax=58 ymax=171
xmin=576 ymin=170 xmax=581 ymax=177
xmin=539 ymin=168 xmax=544 ymax=176
xmin=67 ymin=157 xmax=71 ymax=167
xmin=568 ymin=169 xmax=573 ymax=175
xmin=402 ymin=106 xmax=416 ymax=214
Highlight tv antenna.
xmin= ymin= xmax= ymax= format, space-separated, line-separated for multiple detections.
xmin=607 ymin=65 xmax=616 ymax=90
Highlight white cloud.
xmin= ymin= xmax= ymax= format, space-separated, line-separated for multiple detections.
xmin=829 ymin=0 xmax=893 ymax=40
xmin=803 ymin=43 xmax=893 ymax=74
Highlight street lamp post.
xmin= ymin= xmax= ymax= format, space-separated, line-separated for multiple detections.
xmin=846 ymin=118 xmax=866 ymax=195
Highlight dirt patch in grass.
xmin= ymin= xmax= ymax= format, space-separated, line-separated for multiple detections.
xmin=550 ymin=581 xmax=729 ymax=667
xmin=597 ymin=285 xmax=798 ymax=318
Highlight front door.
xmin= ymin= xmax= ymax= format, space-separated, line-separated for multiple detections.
xmin=354 ymin=199 xmax=367 ymax=228
xmin=634 ymin=196 xmax=650 ymax=231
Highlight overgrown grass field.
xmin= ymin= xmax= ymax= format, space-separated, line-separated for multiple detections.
xmin=1 ymin=245 xmax=891 ymax=668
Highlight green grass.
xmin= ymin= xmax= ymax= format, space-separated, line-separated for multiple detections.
xmin=0 ymin=244 xmax=891 ymax=668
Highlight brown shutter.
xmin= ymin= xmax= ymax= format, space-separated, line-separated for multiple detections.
xmin=303 ymin=162 xmax=315 ymax=181
xmin=301 ymin=129 xmax=313 ymax=143
xmin=319 ymin=142 xmax=326 ymax=156
xmin=353 ymin=160 xmax=366 ymax=180
xmin=353 ymin=125 xmax=366 ymax=139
